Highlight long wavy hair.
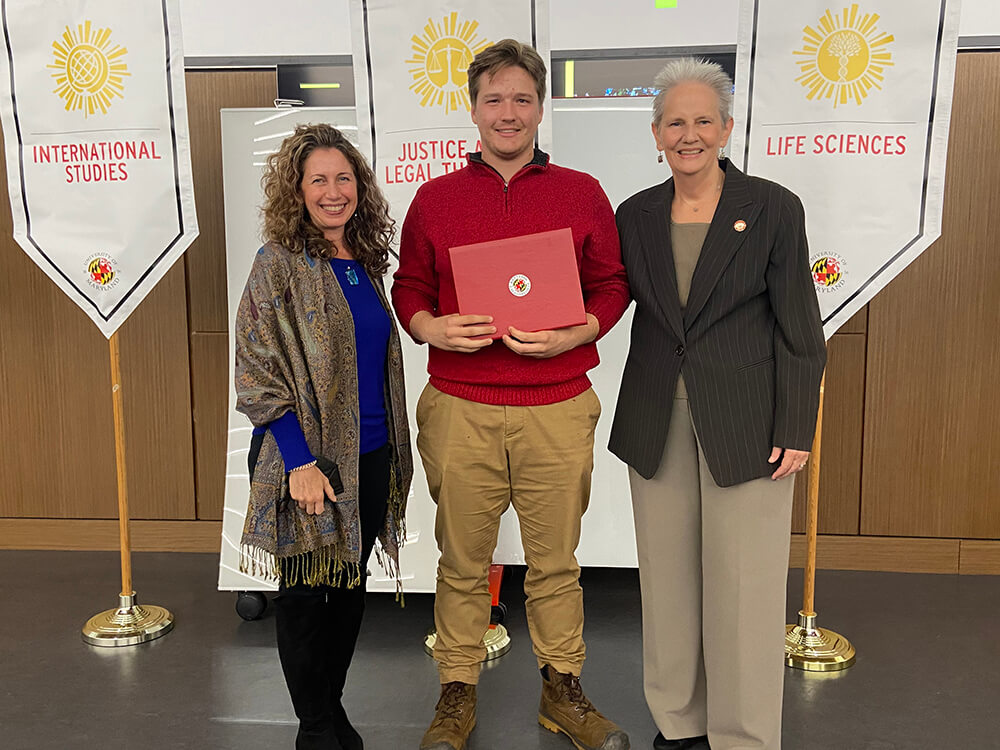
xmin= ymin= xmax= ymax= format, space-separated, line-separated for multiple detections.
xmin=261 ymin=124 xmax=395 ymax=274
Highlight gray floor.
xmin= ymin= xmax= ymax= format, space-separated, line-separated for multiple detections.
xmin=0 ymin=550 xmax=997 ymax=749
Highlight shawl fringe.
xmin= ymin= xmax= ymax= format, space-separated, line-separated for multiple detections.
xmin=239 ymin=460 xmax=405 ymax=593
xmin=239 ymin=542 xmax=362 ymax=589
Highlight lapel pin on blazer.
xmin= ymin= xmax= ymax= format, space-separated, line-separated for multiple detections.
xmin=734 ymin=219 xmax=747 ymax=232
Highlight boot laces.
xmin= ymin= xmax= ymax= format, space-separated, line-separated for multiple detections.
xmin=560 ymin=673 xmax=596 ymax=717
xmin=435 ymin=683 xmax=472 ymax=721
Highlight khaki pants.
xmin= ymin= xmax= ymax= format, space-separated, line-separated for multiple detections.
xmin=629 ymin=393 xmax=794 ymax=750
xmin=416 ymin=384 xmax=601 ymax=685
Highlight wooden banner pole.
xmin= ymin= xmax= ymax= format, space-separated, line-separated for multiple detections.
xmin=109 ymin=332 xmax=133 ymax=598
xmin=81 ymin=332 xmax=174 ymax=647
xmin=802 ymin=373 xmax=824 ymax=616
xmin=784 ymin=371 xmax=856 ymax=671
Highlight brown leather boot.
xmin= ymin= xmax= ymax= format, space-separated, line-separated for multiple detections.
xmin=419 ymin=681 xmax=477 ymax=750
xmin=538 ymin=666 xmax=630 ymax=750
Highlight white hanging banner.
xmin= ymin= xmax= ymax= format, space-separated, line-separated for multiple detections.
xmin=0 ymin=0 xmax=198 ymax=338
xmin=730 ymin=0 xmax=961 ymax=338
xmin=350 ymin=0 xmax=551 ymax=223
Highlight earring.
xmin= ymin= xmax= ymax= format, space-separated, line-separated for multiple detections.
xmin=657 ymin=151 xmax=664 ymax=163
xmin=718 ymin=145 xmax=726 ymax=161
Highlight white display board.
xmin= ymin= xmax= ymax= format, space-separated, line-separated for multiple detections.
xmin=218 ymin=99 xmax=668 ymax=593
xmin=218 ymin=108 xmax=360 ymax=594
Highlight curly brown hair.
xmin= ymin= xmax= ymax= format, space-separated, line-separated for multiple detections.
xmin=261 ymin=123 xmax=395 ymax=274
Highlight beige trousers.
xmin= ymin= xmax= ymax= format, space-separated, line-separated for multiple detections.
xmin=629 ymin=393 xmax=794 ymax=750
xmin=416 ymin=384 xmax=601 ymax=685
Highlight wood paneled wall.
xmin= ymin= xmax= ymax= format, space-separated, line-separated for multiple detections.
xmin=791 ymin=309 xmax=867 ymax=535
xmin=861 ymin=53 xmax=1000 ymax=540
xmin=185 ymin=70 xmax=277 ymax=333
xmin=0 ymin=137 xmax=196 ymax=520
xmin=0 ymin=70 xmax=275 ymax=522
xmin=184 ymin=70 xmax=277 ymax=521
xmin=0 ymin=58 xmax=996 ymax=572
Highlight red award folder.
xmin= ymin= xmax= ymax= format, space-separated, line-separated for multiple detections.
xmin=449 ymin=227 xmax=586 ymax=340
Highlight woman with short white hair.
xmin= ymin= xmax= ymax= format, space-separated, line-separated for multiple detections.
xmin=610 ymin=58 xmax=826 ymax=750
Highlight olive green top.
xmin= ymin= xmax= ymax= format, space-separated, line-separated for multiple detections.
xmin=671 ymin=221 xmax=711 ymax=398
xmin=671 ymin=221 xmax=711 ymax=308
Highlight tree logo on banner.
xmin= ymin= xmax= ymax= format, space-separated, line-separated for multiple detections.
xmin=406 ymin=12 xmax=491 ymax=114
xmin=793 ymin=5 xmax=894 ymax=107
xmin=48 ymin=21 xmax=130 ymax=118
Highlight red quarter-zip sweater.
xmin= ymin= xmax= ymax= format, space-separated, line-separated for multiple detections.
xmin=392 ymin=151 xmax=630 ymax=406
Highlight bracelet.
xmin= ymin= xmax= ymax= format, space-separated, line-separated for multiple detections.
xmin=289 ymin=460 xmax=317 ymax=473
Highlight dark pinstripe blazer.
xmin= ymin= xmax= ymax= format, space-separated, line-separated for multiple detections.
xmin=608 ymin=161 xmax=826 ymax=487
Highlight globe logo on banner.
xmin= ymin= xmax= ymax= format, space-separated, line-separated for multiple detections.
xmin=794 ymin=5 xmax=894 ymax=107
xmin=407 ymin=12 xmax=491 ymax=114
xmin=48 ymin=21 xmax=130 ymax=118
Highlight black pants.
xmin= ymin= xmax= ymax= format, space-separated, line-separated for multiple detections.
xmin=249 ymin=436 xmax=390 ymax=749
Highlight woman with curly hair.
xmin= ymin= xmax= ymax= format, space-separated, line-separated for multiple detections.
xmin=235 ymin=123 xmax=413 ymax=750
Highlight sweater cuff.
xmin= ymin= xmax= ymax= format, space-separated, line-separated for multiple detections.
xmin=267 ymin=411 xmax=315 ymax=470
xmin=392 ymin=293 xmax=433 ymax=340
xmin=585 ymin=297 xmax=624 ymax=342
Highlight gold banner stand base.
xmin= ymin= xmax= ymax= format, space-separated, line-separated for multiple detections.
xmin=82 ymin=592 xmax=174 ymax=647
xmin=785 ymin=610 xmax=856 ymax=672
xmin=424 ymin=625 xmax=512 ymax=661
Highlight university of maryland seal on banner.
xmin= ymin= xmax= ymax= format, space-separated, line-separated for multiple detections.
xmin=810 ymin=252 xmax=848 ymax=293
xmin=86 ymin=253 xmax=120 ymax=290
xmin=407 ymin=12 xmax=492 ymax=114
xmin=48 ymin=21 xmax=130 ymax=118
xmin=794 ymin=5 xmax=894 ymax=107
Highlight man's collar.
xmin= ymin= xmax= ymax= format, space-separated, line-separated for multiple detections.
xmin=467 ymin=148 xmax=549 ymax=170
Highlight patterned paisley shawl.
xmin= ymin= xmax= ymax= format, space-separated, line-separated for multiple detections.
xmin=234 ymin=242 xmax=412 ymax=589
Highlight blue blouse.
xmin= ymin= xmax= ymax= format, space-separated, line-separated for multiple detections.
xmin=253 ymin=258 xmax=391 ymax=468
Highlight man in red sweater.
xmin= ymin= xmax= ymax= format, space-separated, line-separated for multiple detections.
xmin=392 ymin=39 xmax=630 ymax=750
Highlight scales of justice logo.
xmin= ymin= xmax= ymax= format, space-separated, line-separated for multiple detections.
xmin=47 ymin=20 xmax=130 ymax=117
xmin=407 ymin=12 xmax=492 ymax=114
xmin=793 ymin=4 xmax=894 ymax=107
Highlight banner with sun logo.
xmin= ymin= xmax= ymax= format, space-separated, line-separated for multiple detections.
xmin=0 ymin=0 xmax=197 ymax=338
xmin=349 ymin=0 xmax=551 ymax=222
xmin=729 ymin=0 xmax=961 ymax=338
